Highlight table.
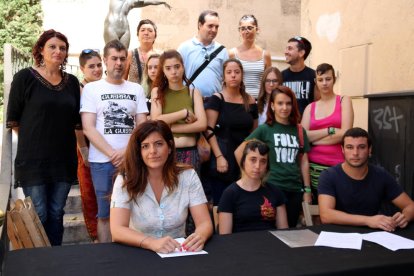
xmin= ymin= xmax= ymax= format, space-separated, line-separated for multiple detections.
xmin=3 ymin=224 xmax=414 ymax=276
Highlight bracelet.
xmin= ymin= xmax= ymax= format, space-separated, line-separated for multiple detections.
xmin=139 ymin=236 xmax=150 ymax=248
xmin=328 ymin=127 xmax=335 ymax=135
xmin=303 ymin=186 xmax=311 ymax=193
xmin=216 ymin=154 xmax=223 ymax=159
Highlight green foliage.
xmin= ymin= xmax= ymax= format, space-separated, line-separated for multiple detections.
xmin=0 ymin=0 xmax=43 ymax=103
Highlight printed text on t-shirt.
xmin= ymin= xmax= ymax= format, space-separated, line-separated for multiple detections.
xmin=273 ymin=133 xmax=299 ymax=163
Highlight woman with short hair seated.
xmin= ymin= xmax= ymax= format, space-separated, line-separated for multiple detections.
xmin=218 ymin=140 xmax=288 ymax=234
xmin=110 ymin=120 xmax=213 ymax=253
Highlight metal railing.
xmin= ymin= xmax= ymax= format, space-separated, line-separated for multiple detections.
xmin=0 ymin=44 xmax=80 ymax=268
xmin=0 ymin=43 xmax=32 ymax=268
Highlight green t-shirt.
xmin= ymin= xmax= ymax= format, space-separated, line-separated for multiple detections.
xmin=246 ymin=122 xmax=310 ymax=192
xmin=162 ymin=86 xmax=194 ymax=138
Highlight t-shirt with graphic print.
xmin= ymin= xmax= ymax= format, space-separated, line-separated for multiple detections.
xmin=245 ymin=122 xmax=310 ymax=192
xmin=218 ymin=182 xmax=287 ymax=233
xmin=80 ymin=79 xmax=148 ymax=162
xmin=282 ymin=66 xmax=315 ymax=115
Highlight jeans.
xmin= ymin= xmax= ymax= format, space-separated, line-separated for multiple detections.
xmin=22 ymin=181 xmax=72 ymax=246
xmin=89 ymin=162 xmax=116 ymax=219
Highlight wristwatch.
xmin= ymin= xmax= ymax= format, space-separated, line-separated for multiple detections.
xmin=328 ymin=127 xmax=336 ymax=135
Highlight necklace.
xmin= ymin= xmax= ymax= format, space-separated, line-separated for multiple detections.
xmin=139 ymin=47 xmax=152 ymax=63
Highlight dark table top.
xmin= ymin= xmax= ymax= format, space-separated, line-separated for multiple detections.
xmin=3 ymin=224 xmax=414 ymax=276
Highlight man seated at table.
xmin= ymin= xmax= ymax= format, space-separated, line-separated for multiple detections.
xmin=318 ymin=127 xmax=414 ymax=232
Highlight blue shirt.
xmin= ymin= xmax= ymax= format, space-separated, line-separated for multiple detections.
xmin=318 ymin=164 xmax=403 ymax=216
xmin=178 ymin=37 xmax=229 ymax=97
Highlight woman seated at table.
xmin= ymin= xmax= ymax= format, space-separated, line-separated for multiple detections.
xmin=218 ymin=140 xmax=288 ymax=234
xmin=110 ymin=120 xmax=213 ymax=253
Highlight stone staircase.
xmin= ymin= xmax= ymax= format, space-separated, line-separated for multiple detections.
xmin=63 ymin=185 xmax=91 ymax=245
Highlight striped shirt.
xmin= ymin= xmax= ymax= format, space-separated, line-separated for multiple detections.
xmin=234 ymin=49 xmax=265 ymax=99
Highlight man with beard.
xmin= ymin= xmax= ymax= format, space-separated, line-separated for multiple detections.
xmin=282 ymin=36 xmax=316 ymax=115
xmin=318 ymin=127 xmax=414 ymax=231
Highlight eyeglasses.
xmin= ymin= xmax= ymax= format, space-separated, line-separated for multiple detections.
xmin=238 ymin=26 xmax=256 ymax=32
xmin=202 ymin=47 xmax=210 ymax=61
xmin=265 ymin=79 xmax=279 ymax=84
xmin=81 ymin=49 xmax=100 ymax=55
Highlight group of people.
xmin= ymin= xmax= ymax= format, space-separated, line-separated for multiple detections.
xmin=6 ymin=9 xmax=414 ymax=254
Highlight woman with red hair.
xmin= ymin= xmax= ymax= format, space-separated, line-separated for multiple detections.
xmin=6 ymin=29 xmax=81 ymax=245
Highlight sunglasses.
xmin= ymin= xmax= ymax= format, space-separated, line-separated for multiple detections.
xmin=238 ymin=26 xmax=256 ymax=32
xmin=81 ymin=49 xmax=100 ymax=55
xmin=202 ymin=47 xmax=210 ymax=61
xmin=293 ymin=36 xmax=305 ymax=46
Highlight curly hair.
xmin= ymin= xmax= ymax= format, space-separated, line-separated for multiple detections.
xmin=32 ymin=29 xmax=69 ymax=70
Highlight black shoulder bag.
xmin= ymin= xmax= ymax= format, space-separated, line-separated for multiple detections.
xmin=133 ymin=48 xmax=143 ymax=82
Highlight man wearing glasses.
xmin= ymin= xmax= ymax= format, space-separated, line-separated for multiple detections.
xmin=80 ymin=40 xmax=148 ymax=242
xmin=282 ymin=36 xmax=316 ymax=115
xmin=178 ymin=10 xmax=229 ymax=98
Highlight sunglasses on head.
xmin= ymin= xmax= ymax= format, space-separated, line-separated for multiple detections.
xmin=238 ymin=26 xmax=256 ymax=32
xmin=293 ymin=36 xmax=305 ymax=46
xmin=81 ymin=49 xmax=100 ymax=55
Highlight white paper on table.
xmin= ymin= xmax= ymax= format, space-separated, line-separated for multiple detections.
xmin=157 ymin=238 xmax=208 ymax=258
xmin=314 ymin=231 xmax=362 ymax=250
xmin=362 ymin=231 xmax=414 ymax=251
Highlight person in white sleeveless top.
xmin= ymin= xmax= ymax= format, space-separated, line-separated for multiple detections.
xmin=229 ymin=14 xmax=271 ymax=99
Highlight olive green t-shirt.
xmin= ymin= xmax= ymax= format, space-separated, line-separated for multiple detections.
xmin=246 ymin=122 xmax=310 ymax=192
xmin=162 ymin=86 xmax=194 ymax=138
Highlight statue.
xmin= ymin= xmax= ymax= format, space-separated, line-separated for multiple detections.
xmin=104 ymin=0 xmax=171 ymax=49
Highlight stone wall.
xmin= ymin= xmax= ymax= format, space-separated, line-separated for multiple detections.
xmin=42 ymin=0 xmax=301 ymax=69
xmin=300 ymin=0 xmax=414 ymax=128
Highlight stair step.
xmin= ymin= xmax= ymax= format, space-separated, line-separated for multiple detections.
xmin=65 ymin=185 xmax=82 ymax=214
xmin=63 ymin=212 xmax=91 ymax=245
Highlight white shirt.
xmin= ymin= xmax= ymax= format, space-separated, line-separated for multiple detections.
xmin=111 ymin=169 xmax=207 ymax=238
xmin=80 ymin=79 xmax=148 ymax=162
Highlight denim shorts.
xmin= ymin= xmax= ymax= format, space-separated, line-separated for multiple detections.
xmin=90 ymin=162 xmax=116 ymax=219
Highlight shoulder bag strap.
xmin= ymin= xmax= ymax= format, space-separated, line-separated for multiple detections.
xmin=189 ymin=45 xmax=225 ymax=83
xmin=297 ymin=124 xmax=304 ymax=152
xmin=134 ymin=48 xmax=143 ymax=82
